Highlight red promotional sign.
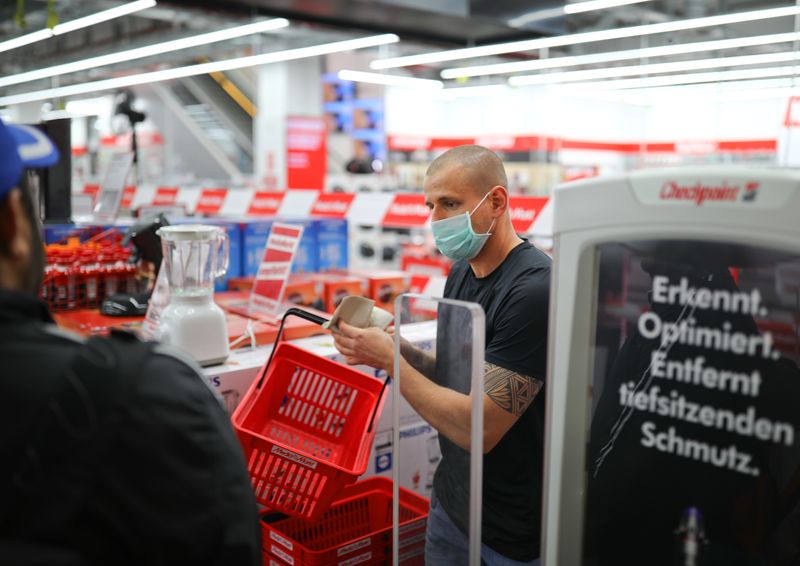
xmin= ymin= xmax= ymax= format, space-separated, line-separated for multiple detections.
xmin=508 ymin=196 xmax=549 ymax=233
xmin=195 ymin=188 xmax=228 ymax=215
xmin=249 ymin=223 xmax=304 ymax=315
xmin=382 ymin=193 xmax=430 ymax=227
xmin=286 ymin=116 xmax=326 ymax=190
xmin=310 ymin=193 xmax=355 ymax=218
xmin=153 ymin=186 xmax=179 ymax=206
xmin=248 ymin=191 xmax=285 ymax=216
xmin=83 ymin=183 xmax=100 ymax=201
xmin=120 ymin=186 xmax=137 ymax=209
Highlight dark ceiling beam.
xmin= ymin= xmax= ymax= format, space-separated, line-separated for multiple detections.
xmin=161 ymin=0 xmax=544 ymax=47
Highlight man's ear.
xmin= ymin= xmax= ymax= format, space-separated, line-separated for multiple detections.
xmin=0 ymin=189 xmax=28 ymax=260
xmin=489 ymin=185 xmax=510 ymax=217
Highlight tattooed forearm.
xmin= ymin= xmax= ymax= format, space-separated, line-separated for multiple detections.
xmin=484 ymin=362 xmax=543 ymax=416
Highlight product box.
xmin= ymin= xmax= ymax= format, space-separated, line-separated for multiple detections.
xmin=241 ymin=218 xmax=318 ymax=276
xmin=44 ymin=223 xmax=123 ymax=245
xmin=225 ymin=275 xmax=322 ymax=309
xmin=284 ymin=276 xmax=323 ymax=309
xmin=202 ymin=345 xmax=271 ymax=414
xmin=349 ymin=269 xmax=411 ymax=314
xmin=315 ymin=218 xmax=349 ymax=271
xmin=287 ymin=218 xmax=319 ymax=275
xmin=363 ymin=421 xmax=442 ymax=499
xmin=240 ymin=219 xmax=275 ymax=277
xmin=310 ymin=273 xmax=365 ymax=313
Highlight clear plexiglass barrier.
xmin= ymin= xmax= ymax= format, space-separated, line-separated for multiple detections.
xmin=390 ymin=293 xmax=485 ymax=566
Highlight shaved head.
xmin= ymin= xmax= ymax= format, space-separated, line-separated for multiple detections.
xmin=425 ymin=145 xmax=508 ymax=196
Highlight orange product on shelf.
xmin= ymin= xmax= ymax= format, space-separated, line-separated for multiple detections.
xmin=348 ymin=269 xmax=411 ymax=314
xmin=310 ymin=273 xmax=366 ymax=313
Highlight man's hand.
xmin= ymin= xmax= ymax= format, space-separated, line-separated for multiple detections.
xmin=332 ymin=321 xmax=394 ymax=372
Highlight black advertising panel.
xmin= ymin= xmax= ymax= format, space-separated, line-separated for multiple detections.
xmin=584 ymin=240 xmax=800 ymax=566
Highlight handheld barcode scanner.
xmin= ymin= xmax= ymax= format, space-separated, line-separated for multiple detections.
xmin=543 ymin=167 xmax=800 ymax=566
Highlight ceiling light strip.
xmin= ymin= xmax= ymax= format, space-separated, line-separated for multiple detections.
xmin=0 ymin=34 xmax=399 ymax=106
xmin=442 ymin=32 xmax=800 ymax=79
xmin=370 ymin=5 xmax=800 ymax=69
xmin=0 ymin=18 xmax=289 ymax=89
xmin=337 ymin=70 xmax=443 ymax=88
xmin=554 ymin=66 xmax=800 ymax=91
xmin=508 ymin=50 xmax=799 ymax=86
xmin=0 ymin=0 xmax=156 ymax=54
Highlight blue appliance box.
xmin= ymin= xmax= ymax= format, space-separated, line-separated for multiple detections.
xmin=168 ymin=217 xmax=242 ymax=291
xmin=44 ymin=223 xmax=121 ymax=244
xmin=240 ymin=218 xmax=318 ymax=276
xmin=316 ymin=218 xmax=349 ymax=271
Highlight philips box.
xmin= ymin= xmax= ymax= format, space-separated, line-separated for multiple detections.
xmin=315 ymin=218 xmax=349 ymax=271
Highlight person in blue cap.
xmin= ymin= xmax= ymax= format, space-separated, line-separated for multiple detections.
xmin=0 ymin=117 xmax=261 ymax=565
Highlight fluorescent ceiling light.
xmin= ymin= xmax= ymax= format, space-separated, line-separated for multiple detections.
xmin=553 ymin=66 xmax=800 ymax=91
xmin=0 ymin=0 xmax=155 ymax=54
xmin=0 ymin=34 xmax=399 ymax=106
xmin=510 ymin=0 xmax=652 ymax=26
xmin=442 ymin=32 xmax=800 ymax=79
xmin=436 ymin=84 xmax=510 ymax=98
xmin=52 ymin=0 xmax=157 ymax=35
xmin=0 ymin=18 xmax=289 ymax=89
xmin=337 ymin=70 xmax=443 ymax=88
xmin=371 ymin=5 xmax=800 ymax=69
xmin=508 ymin=50 xmax=799 ymax=86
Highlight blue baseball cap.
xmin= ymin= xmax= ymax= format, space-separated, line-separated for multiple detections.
xmin=0 ymin=117 xmax=59 ymax=200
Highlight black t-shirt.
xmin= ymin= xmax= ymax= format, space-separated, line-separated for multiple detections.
xmin=434 ymin=240 xmax=551 ymax=561
xmin=0 ymin=290 xmax=261 ymax=565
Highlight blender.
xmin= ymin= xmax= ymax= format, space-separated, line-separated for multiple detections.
xmin=156 ymin=225 xmax=229 ymax=366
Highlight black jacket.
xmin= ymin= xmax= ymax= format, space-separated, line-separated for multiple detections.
xmin=0 ymin=290 xmax=261 ymax=565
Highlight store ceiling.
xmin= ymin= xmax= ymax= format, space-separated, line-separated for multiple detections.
xmin=0 ymin=0 xmax=798 ymax=102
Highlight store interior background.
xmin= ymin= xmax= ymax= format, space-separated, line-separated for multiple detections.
xmin=2 ymin=0 xmax=795 ymax=208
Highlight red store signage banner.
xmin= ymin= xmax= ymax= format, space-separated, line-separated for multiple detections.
xmin=152 ymin=186 xmax=179 ymax=206
xmin=120 ymin=186 xmax=137 ymax=209
xmin=286 ymin=116 xmax=326 ymax=190
xmin=382 ymin=193 xmax=430 ymax=227
xmin=195 ymin=188 xmax=228 ymax=215
xmin=508 ymin=196 xmax=549 ymax=233
xmin=248 ymin=191 xmax=285 ymax=216
xmin=310 ymin=193 xmax=355 ymax=218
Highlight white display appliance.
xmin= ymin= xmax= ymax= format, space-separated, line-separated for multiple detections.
xmin=543 ymin=167 xmax=800 ymax=565
xmin=156 ymin=224 xmax=230 ymax=366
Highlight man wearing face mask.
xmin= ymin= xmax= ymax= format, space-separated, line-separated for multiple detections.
xmin=0 ymin=117 xmax=260 ymax=565
xmin=332 ymin=145 xmax=551 ymax=565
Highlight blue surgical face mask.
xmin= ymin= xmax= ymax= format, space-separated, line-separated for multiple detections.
xmin=431 ymin=190 xmax=496 ymax=261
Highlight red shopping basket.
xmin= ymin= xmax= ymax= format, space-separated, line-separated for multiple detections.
xmin=233 ymin=308 xmax=390 ymax=521
xmin=261 ymin=477 xmax=428 ymax=566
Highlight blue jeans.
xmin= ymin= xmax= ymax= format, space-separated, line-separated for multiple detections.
xmin=424 ymin=490 xmax=540 ymax=566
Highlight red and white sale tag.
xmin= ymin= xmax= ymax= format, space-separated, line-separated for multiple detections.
xmin=310 ymin=193 xmax=355 ymax=218
xmin=508 ymin=196 xmax=549 ymax=233
xmin=153 ymin=186 xmax=179 ymax=206
xmin=120 ymin=185 xmax=137 ymax=209
xmin=195 ymin=188 xmax=227 ymax=215
xmin=382 ymin=194 xmax=430 ymax=227
xmin=248 ymin=223 xmax=304 ymax=315
xmin=248 ymin=191 xmax=285 ymax=216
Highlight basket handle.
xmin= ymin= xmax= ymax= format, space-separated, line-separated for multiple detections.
xmin=256 ymin=307 xmax=328 ymax=390
xmin=367 ymin=374 xmax=391 ymax=433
